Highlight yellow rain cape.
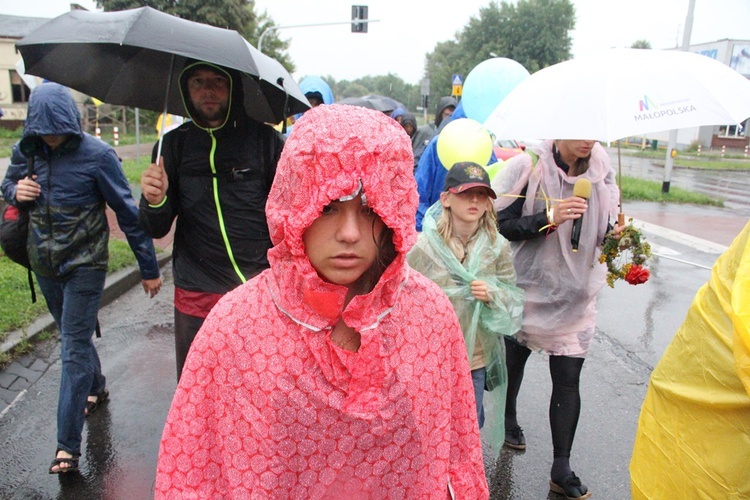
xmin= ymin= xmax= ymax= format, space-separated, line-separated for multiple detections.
xmin=630 ymin=221 xmax=750 ymax=498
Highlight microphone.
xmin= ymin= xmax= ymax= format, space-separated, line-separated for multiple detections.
xmin=570 ymin=178 xmax=591 ymax=253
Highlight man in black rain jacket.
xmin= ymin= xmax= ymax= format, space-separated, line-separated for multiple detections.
xmin=139 ymin=61 xmax=284 ymax=379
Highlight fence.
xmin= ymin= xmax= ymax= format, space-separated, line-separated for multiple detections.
xmin=82 ymin=104 xmax=157 ymax=138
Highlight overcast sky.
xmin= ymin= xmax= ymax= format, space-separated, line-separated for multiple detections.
xmin=2 ymin=0 xmax=749 ymax=84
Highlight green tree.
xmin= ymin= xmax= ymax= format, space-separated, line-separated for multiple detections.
xmin=97 ymin=0 xmax=294 ymax=73
xmin=337 ymin=82 xmax=369 ymax=99
xmin=424 ymin=39 xmax=464 ymax=102
xmin=247 ymin=8 xmax=295 ymax=72
xmin=631 ymin=40 xmax=652 ymax=49
xmin=319 ymin=75 xmax=421 ymax=113
xmin=511 ymin=0 xmax=575 ymax=72
xmin=425 ymin=0 xmax=575 ymax=97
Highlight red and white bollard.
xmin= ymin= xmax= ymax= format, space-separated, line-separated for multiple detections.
xmin=744 ymin=145 xmax=748 ymax=158
xmin=95 ymin=127 xmax=101 ymax=140
xmin=697 ymin=144 xmax=702 ymax=156
xmin=113 ymin=126 xmax=119 ymax=147
xmin=721 ymin=145 xmax=726 ymax=158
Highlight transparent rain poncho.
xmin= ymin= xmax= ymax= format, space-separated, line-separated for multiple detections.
xmin=408 ymin=201 xmax=525 ymax=453
xmin=491 ymin=141 xmax=620 ymax=356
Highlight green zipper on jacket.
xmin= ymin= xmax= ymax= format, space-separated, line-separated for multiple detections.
xmin=208 ymin=129 xmax=247 ymax=283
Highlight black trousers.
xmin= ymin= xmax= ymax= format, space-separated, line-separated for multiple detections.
xmin=174 ymin=307 xmax=207 ymax=381
xmin=504 ymin=336 xmax=585 ymax=458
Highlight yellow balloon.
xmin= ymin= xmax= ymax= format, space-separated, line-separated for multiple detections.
xmin=437 ymin=118 xmax=493 ymax=170
xmin=485 ymin=160 xmax=505 ymax=181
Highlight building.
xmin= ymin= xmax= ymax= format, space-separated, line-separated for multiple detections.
xmin=0 ymin=14 xmax=49 ymax=128
xmin=640 ymin=39 xmax=750 ymax=151
xmin=690 ymin=39 xmax=750 ymax=150
xmin=0 ymin=4 xmax=92 ymax=129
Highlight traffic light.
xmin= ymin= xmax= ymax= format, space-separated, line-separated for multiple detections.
xmin=351 ymin=5 xmax=368 ymax=33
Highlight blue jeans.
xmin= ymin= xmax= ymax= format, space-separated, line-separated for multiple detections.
xmin=471 ymin=367 xmax=486 ymax=429
xmin=36 ymin=267 xmax=106 ymax=456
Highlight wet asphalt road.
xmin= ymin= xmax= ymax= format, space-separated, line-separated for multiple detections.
xmin=0 ymin=227 xmax=722 ymax=499
xmin=0 ymin=266 xmax=176 ymax=499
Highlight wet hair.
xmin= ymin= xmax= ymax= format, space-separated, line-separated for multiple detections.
xmin=351 ymin=219 xmax=397 ymax=296
xmin=436 ymin=194 xmax=497 ymax=261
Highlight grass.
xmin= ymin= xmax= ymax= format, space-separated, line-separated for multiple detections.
xmin=0 ymin=239 xmax=137 ymax=343
xmin=0 ymin=130 xmax=159 ymax=158
xmin=619 ymin=175 xmax=723 ymax=206
xmin=122 ymin=157 xmax=152 ymax=184
xmin=0 ymin=127 xmax=23 ymax=158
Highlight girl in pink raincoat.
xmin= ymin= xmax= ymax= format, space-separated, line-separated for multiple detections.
xmin=155 ymin=104 xmax=489 ymax=499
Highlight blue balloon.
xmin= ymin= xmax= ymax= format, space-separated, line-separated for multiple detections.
xmin=462 ymin=58 xmax=530 ymax=124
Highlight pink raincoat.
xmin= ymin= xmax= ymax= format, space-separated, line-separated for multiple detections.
xmin=492 ymin=141 xmax=619 ymax=356
xmin=155 ymin=104 xmax=488 ymax=499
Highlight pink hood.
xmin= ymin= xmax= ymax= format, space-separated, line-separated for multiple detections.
xmin=266 ymin=104 xmax=418 ymax=346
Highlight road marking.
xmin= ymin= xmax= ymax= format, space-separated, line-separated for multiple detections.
xmin=632 ymin=219 xmax=728 ymax=255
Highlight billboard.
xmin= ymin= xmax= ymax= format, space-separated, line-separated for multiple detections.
xmin=730 ymin=44 xmax=750 ymax=78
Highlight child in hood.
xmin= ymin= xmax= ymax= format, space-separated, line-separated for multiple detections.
xmin=155 ymin=104 xmax=489 ymax=498
xmin=408 ymin=162 xmax=524 ymax=455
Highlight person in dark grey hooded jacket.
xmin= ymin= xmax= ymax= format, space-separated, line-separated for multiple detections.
xmin=1 ymin=83 xmax=162 ymax=474
xmin=412 ymin=96 xmax=457 ymax=159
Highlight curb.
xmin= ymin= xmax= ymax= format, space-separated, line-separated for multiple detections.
xmin=0 ymin=252 xmax=172 ymax=356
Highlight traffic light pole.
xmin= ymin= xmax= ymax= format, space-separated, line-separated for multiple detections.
xmin=258 ymin=18 xmax=379 ymax=53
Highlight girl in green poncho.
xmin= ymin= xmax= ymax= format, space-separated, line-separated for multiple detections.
xmin=407 ymin=161 xmax=525 ymax=451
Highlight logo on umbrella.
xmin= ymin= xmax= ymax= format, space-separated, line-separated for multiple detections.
xmin=635 ymin=96 xmax=697 ymax=122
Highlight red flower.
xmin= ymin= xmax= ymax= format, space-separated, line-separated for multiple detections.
xmin=625 ymin=265 xmax=650 ymax=285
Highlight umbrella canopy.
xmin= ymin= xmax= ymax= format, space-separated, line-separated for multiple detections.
xmin=337 ymin=96 xmax=379 ymax=110
xmin=337 ymin=95 xmax=404 ymax=113
xmin=484 ymin=48 xmax=750 ymax=142
xmin=361 ymin=94 xmax=404 ymax=113
xmin=16 ymin=6 xmax=309 ymax=124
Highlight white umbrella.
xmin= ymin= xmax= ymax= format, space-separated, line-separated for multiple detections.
xmin=484 ymin=48 xmax=750 ymax=142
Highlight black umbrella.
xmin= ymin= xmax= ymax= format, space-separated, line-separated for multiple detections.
xmin=361 ymin=94 xmax=404 ymax=113
xmin=16 ymin=6 xmax=309 ymax=125
xmin=337 ymin=96 xmax=379 ymax=110
xmin=337 ymin=95 xmax=404 ymax=114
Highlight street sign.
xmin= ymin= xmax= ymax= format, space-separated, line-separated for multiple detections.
xmin=421 ymin=77 xmax=430 ymax=96
xmin=451 ymin=74 xmax=463 ymax=97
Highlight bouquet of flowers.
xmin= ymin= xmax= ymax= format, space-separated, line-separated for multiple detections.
xmin=599 ymin=219 xmax=652 ymax=288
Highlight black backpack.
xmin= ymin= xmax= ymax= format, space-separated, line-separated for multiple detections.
xmin=1 ymin=157 xmax=36 ymax=302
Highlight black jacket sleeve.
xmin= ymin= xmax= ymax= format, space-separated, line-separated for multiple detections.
xmin=496 ymin=185 xmax=552 ymax=241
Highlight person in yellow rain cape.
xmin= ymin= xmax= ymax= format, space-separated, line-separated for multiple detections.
xmin=630 ymin=221 xmax=750 ymax=499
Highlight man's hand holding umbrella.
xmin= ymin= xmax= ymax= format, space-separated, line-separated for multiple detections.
xmin=141 ymin=158 xmax=168 ymax=207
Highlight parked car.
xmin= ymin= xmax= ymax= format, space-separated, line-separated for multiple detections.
xmin=493 ymin=139 xmax=525 ymax=161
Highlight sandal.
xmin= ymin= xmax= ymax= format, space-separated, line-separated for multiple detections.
xmin=85 ymin=387 xmax=109 ymax=416
xmin=49 ymin=450 xmax=80 ymax=474
xmin=504 ymin=424 xmax=526 ymax=450
xmin=549 ymin=472 xmax=592 ymax=500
